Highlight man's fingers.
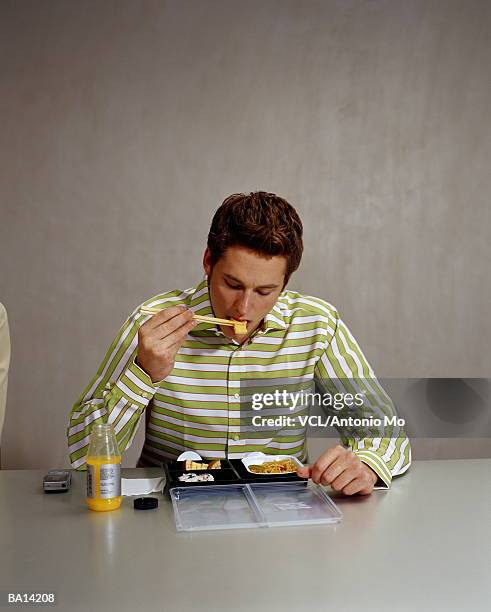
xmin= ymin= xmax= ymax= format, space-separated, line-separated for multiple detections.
xmin=143 ymin=321 xmax=194 ymax=376
xmin=342 ymin=479 xmax=371 ymax=496
xmin=156 ymin=318 xmax=196 ymax=351
xmin=136 ymin=306 xmax=196 ymax=383
xmin=142 ymin=305 xmax=190 ymax=331
xmin=310 ymin=446 xmax=343 ymax=483
xmin=331 ymin=464 xmax=376 ymax=495
xmin=319 ymin=457 xmax=348 ymax=486
xmin=330 ymin=468 xmax=358 ymax=492
xmin=299 ymin=447 xmax=376 ymax=496
xmin=167 ymin=319 xmax=198 ymax=349
xmin=297 ymin=465 xmax=311 ymax=478
xmin=143 ymin=308 xmax=195 ymax=343
xmin=156 ymin=309 xmax=195 ymax=340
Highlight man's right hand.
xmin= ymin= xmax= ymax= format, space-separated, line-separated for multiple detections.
xmin=136 ymin=306 xmax=196 ymax=383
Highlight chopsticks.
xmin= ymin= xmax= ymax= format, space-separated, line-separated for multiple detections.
xmin=139 ymin=307 xmax=248 ymax=334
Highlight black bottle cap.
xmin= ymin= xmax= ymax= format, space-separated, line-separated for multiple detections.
xmin=134 ymin=497 xmax=158 ymax=510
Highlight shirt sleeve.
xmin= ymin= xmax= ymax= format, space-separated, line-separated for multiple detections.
xmin=67 ymin=309 xmax=156 ymax=470
xmin=313 ymin=313 xmax=411 ymax=488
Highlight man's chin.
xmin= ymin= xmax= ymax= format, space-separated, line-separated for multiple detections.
xmin=222 ymin=327 xmax=247 ymax=339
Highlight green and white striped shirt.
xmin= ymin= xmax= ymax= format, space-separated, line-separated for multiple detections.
xmin=67 ymin=278 xmax=411 ymax=487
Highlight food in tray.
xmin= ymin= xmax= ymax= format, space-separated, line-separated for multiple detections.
xmin=184 ymin=460 xmax=207 ymax=470
xmin=184 ymin=459 xmax=221 ymax=470
xmin=178 ymin=473 xmax=214 ymax=483
xmin=248 ymin=458 xmax=299 ymax=474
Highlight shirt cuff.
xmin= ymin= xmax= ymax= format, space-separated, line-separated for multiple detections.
xmin=354 ymin=449 xmax=392 ymax=489
xmin=114 ymin=359 xmax=156 ymax=407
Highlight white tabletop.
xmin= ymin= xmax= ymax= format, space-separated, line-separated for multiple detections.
xmin=1 ymin=459 xmax=489 ymax=611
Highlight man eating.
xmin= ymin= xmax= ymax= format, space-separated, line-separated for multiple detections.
xmin=68 ymin=191 xmax=410 ymax=495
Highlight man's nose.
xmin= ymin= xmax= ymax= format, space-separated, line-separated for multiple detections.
xmin=235 ymin=291 xmax=251 ymax=316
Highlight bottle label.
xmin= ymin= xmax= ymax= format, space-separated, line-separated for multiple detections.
xmin=87 ymin=463 xmax=121 ymax=499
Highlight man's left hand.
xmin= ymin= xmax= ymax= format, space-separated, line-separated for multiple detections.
xmin=297 ymin=445 xmax=378 ymax=496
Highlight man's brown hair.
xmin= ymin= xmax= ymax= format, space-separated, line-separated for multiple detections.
xmin=207 ymin=191 xmax=303 ymax=283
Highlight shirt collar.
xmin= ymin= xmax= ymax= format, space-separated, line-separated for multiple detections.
xmin=188 ymin=277 xmax=215 ymax=317
xmin=188 ymin=277 xmax=287 ymax=335
xmin=262 ymin=300 xmax=287 ymax=331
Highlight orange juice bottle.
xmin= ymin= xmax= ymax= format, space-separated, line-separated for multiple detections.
xmin=86 ymin=424 xmax=122 ymax=512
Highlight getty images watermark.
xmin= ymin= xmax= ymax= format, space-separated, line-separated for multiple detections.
xmin=238 ymin=378 xmax=491 ymax=439
xmin=249 ymin=389 xmax=406 ymax=430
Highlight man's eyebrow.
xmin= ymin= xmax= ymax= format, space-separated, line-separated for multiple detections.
xmin=223 ymin=273 xmax=280 ymax=289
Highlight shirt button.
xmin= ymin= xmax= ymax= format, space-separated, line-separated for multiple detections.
xmin=234 ymin=393 xmax=240 ymax=399
xmin=231 ymin=434 xmax=240 ymax=441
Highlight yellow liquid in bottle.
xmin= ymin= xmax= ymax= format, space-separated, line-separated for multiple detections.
xmin=86 ymin=455 xmax=122 ymax=512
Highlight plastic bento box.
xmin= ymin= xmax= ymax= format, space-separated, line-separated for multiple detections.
xmin=165 ymin=452 xmax=342 ymax=531
xmin=170 ymin=481 xmax=343 ymax=531
xmin=164 ymin=451 xmax=308 ymax=491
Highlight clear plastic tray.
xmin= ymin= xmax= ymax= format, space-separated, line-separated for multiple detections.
xmin=170 ymin=481 xmax=342 ymax=531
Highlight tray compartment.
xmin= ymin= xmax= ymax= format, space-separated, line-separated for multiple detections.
xmin=170 ymin=484 xmax=265 ymax=531
xmin=230 ymin=459 xmax=307 ymax=483
xmin=164 ymin=461 xmax=240 ymax=490
xmin=249 ymin=482 xmax=343 ymax=527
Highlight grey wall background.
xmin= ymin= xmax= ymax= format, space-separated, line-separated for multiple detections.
xmin=1 ymin=0 xmax=490 ymax=469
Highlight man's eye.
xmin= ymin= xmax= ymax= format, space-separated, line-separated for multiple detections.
xmin=257 ymin=290 xmax=273 ymax=296
xmin=226 ymin=281 xmax=241 ymax=290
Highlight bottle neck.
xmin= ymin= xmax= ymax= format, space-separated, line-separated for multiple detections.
xmin=87 ymin=426 xmax=120 ymax=457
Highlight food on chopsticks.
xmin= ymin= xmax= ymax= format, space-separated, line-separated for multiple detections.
xmin=184 ymin=459 xmax=221 ymax=471
xmin=178 ymin=473 xmax=214 ymax=483
xmin=192 ymin=314 xmax=247 ymax=335
xmin=248 ymin=459 xmax=298 ymax=474
xmin=139 ymin=306 xmax=247 ymax=334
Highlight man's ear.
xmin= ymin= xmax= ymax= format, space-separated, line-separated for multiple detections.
xmin=203 ymin=248 xmax=212 ymax=276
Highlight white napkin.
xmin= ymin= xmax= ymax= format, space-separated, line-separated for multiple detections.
xmin=121 ymin=477 xmax=165 ymax=496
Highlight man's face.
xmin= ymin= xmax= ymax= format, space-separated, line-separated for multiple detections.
xmin=203 ymin=245 xmax=287 ymax=342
